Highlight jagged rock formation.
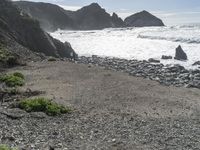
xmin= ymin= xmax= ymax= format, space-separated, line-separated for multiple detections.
xmin=124 ymin=10 xmax=165 ymax=27
xmin=174 ymin=45 xmax=187 ymax=61
xmin=14 ymin=1 xmax=78 ymax=31
xmin=111 ymin=13 xmax=125 ymax=28
xmin=14 ymin=2 xmax=125 ymax=31
xmin=0 ymin=0 xmax=77 ymax=63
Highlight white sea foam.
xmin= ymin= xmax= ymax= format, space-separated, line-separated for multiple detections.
xmin=50 ymin=25 xmax=200 ymax=69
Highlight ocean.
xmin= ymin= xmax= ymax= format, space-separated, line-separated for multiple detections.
xmin=50 ymin=25 xmax=200 ymax=69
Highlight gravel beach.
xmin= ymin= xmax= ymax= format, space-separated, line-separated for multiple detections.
xmin=1 ymin=60 xmax=200 ymax=150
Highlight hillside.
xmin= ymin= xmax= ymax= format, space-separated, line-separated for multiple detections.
xmin=124 ymin=10 xmax=165 ymax=27
xmin=0 ymin=0 xmax=77 ymax=67
xmin=14 ymin=1 xmax=125 ymax=31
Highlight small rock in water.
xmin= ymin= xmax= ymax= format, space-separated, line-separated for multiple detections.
xmin=161 ymin=55 xmax=172 ymax=60
xmin=174 ymin=45 xmax=187 ymax=61
xmin=193 ymin=61 xmax=200 ymax=66
xmin=148 ymin=58 xmax=160 ymax=63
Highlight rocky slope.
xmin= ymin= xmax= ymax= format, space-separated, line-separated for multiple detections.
xmin=124 ymin=10 xmax=165 ymax=27
xmin=0 ymin=0 xmax=77 ymax=65
xmin=14 ymin=2 xmax=125 ymax=31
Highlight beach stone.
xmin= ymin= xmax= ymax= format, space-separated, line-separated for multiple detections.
xmin=161 ymin=55 xmax=172 ymax=60
xmin=148 ymin=58 xmax=160 ymax=63
xmin=193 ymin=61 xmax=200 ymax=66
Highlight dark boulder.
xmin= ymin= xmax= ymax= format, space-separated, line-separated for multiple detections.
xmin=174 ymin=45 xmax=187 ymax=61
xmin=161 ymin=55 xmax=172 ymax=60
xmin=193 ymin=61 xmax=200 ymax=66
xmin=148 ymin=58 xmax=160 ymax=63
xmin=124 ymin=10 xmax=165 ymax=27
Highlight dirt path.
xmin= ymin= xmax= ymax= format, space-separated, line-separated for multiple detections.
xmin=3 ymin=61 xmax=200 ymax=149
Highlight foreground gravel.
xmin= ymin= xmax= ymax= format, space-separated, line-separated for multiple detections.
xmin=1 ymin=60 xmax=200 ymax=150
xmin=1 ymin=108 xmax=200 ymax=150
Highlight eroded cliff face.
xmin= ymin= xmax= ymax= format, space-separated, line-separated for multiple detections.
xmin=0 ymin=0 xmax=77 ymax=63
xmin=15 ymin=2 xmax=125 ymax=31
xmin=124 ymin=10 xmax=165 ymax=27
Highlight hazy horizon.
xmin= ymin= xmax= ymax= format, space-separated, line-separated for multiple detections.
xmin=13 ymin=0 xmax=200 ymax=25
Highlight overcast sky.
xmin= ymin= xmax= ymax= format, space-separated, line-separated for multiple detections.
xmin=14 ymin=0 xmax=200 ymax=25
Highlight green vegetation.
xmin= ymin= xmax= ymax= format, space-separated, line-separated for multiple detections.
xmin=5 ymin=87 xmax=19 ymax=95
xmin=0 ymin=72 xmax=25 ymax=87
xmin=0 ymin=45 xmax=18 ymax=66
xmin=19 ymin=97 xmax=71 ymax=116
xmin=0 ymin=145 xmax=17 ymax=150
xmin=48 ymin=57 xmax=57 ymax=62
xmin=13 ymin=72 xmax=25 ymax=79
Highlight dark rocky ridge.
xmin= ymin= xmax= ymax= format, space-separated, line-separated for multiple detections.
xmin=15 ymin=2 xmax=125 ymax=31
xmin=14 ymin=1 xmax=78 ymax=31
xmin=124 ymin=10 xmax=165 ymax=27
xmin=0 ymin=0 xmax=77 ymax=63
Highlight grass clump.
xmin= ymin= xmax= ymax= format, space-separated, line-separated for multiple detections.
xmin=0 ymin=145 xmax=17 ymax=150
xmin=19 ymin=97 xmax=71 ymax=116
xmin=0 ymin=46 xmax=18 ymax=67
xmin=13 ymin=72 xmax=24 ymax=79
xmin=0 ymin=72 xmax=25 ymax=87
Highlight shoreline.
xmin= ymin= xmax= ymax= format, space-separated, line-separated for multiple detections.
xmin=77 ymin=55 xmax=200 ymax=89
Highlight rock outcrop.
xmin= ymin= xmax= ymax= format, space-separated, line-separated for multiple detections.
xmin=193 ymin=61 xmax=200 ymax=66
xmin=124 ymin=10 xmax=165 ymax=27
xmin=0 ymin=0 xmax=77 ymax=62
xmin=174 ymin=45 xmax=187 ymax=61
xmin=111 ymin=13 xmax=125 ymax=28
xmin=14 ymin=1 xmax=77 ymax=32
xmin=14 ymin=2 xmax=125 ymax=31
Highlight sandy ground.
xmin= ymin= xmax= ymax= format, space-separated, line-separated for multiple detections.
xmin=3 ymin=60 xmax=200 ymax=149
xmin=10 ymin=61 xmax=200 ymax=118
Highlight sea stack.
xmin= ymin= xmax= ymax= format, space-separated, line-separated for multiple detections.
xmin=124 ymin=10 xmax=165 ymax=27
xmin=174 ymin=45 xmax=188 ymax=61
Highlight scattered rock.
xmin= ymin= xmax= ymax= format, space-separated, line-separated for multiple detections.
xmin=161 ymin=55 xmax=172 ymax=60
xmin=174 ymin=45 xmax=187 ymax=61
xmin=77 ymin=56 xmax=200 ymax=89
xmin=0 ymin=108 xmax=26 ymax=119
xmin=193 ymin=61 xmax=200 ymax=66
xmin=148 ymin=58 xmax=160 ymax=63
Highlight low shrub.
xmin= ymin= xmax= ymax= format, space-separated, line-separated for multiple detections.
xmin=13 ymin=72 xmax=25 ymax=79
xmin=0 ymin=47 xmax=18 ymax=67
xmin=0 ymin=72 xmax=25 ymax=87
xmin=0 ymin=145 xmax=17 ymax=150
xmin=6 ymin=56 xmax=18 ymax=67
xmin=19 ymin=97 xmax=71 ymax=116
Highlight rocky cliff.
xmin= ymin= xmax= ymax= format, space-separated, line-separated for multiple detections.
xmin=14 ymin=2 xmax=125 ymax=31
xmin=14 ymin=1 xmax=78 ymax=32
xmin=124 ymin=10 xmax=165 ymax=27
xmin=70 ymin=3 xmax=125 ymax=30
xmin=0 ymin=0 xmax=77 ymax=64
